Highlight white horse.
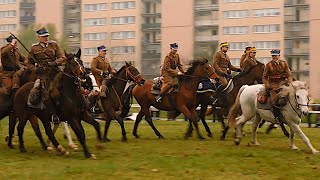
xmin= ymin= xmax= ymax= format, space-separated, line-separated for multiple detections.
xmin=228 ymin=81 xmax=319 ymax=154
xmin=50 ymin=73 xmax=100 ymax=150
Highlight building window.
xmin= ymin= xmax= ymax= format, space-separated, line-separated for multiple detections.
xmin=84 ymin=48 xmax=97 ymax=56
xmin=223 ymin=10 xmax=249 ymax=18
xmin=230 ymin=58 xmax=240 ymax=67
xmin=84 ymin=33 xmax=107 ymax=41
xmin=256 ymin=57 xmax=270 ymax=64
xmin=84 ymin=3 xmax=107 ymax=11
xmin=253 ymin=41 xmax=280 ymax=49
xmin=0 ymin=24 xmax=16 ymax=31
xmin=111 ymin=16 xmax=135 ymax=25
xmin=84 ymin=18 xmax=107 ymax=26
xmin=229 ymin=42 xmax=249 ymax=50
xmin=112 ymin=1 xmax=136 ymax=10
xmin=253 ymin=8 xmax=280 ymax=17
xmin=0 ymin=10 xmax=16 ymax=18
xmin=111 ymin=46 xmax=135 ymax=54
xmin=253 ymin=24 xmax=280 ymax=33
xmin=111 ymin=31 xmax=135 ymax=40
xmin=0 ymin=0 xmax=16 ymax=4
xmin=224 ymin=0 xmax=248 ymax=2
xmin=223 ymin=26 xmax=248 ymax=35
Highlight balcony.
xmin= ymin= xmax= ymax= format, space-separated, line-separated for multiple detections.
xmin=285 ymin=30 xmax=309 ymax=38
xmin=194 ymin=20 xmax=218 ymax=27
xmin=195 ymin=4 xmax=218 ymax=12
xmin=194 ymin=35 xmax=218 ymax=42
xmin=285 ymin=0 xmax=309 ymax=7
xmin=285 ymin=48 xmax=309 ymax=56
xmin=142 ymin=53 xmax=161 ymax=59
xmin=20 ymin=16 xmax=35 ymax=23
xmin=142 ymin=23 xmax=161 ymax=30
xmin=20 ymin=2 xmax=35 ymax=9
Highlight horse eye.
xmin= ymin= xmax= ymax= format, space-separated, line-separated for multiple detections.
xmin=296 ymin=95 xmax=300 ymax=99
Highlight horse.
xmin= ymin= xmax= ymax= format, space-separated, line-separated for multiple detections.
xmin=132 ymin=58 xmax=218 ymax=139
xmin=10 ymin=50 xmax=97 ymax=158
xmin=99 ymin=62 xmax=145 ymax=141
xmin=228 ymin=81 xmax=319 ymax=154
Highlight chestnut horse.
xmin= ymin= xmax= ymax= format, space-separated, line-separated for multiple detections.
xmin=99 ymin=62 xmax=145 ymax=141
xmin=132 ymin=58 xmax=218 ymax=139
xmin=10 ymin=52 xmax=97 ymax=158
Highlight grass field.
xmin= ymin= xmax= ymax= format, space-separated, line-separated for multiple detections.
xmin=0 ymin=117 xmax=320 ymax=180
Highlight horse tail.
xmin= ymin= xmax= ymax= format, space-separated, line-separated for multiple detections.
xmin=227 ymin=85 xmax=247 ymax=128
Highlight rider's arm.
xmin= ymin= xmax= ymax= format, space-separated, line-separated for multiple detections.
xmin=91 ymin=58 xmax=102 ymax=76
xmin=212 ymin=52 xmax=224 ymax=76
xmin=262 ymin=63 xmax=270 ymax=87
xmin=53 ymin=43 xmax=66 ymax=66
xmin=18 ymin=50 xmax=28 ymax=66
xmin=176 ymin=54 xmax=185 ymax=73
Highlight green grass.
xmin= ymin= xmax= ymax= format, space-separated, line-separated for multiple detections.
xmin=0 ymin=118 xmax=320 ymax=180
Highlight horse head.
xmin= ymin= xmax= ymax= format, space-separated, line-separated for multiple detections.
xmin=124 ymin=61 xmax=145 ymax=85
xmin=65 ymin=49 xmax=85 ymax=80
xmin=291 ymin=81 xmax=309 ymax=116
xmin=185 ymin=58 xmax=218 ymax=81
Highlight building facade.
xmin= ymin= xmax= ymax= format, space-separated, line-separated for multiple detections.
xmin=0 ymin=0 xmax=20 ymax=46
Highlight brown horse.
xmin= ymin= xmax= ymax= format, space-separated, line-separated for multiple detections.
xmin=132 ymin=58 xmax=218 ymax=139
xmin=10 ymin=51 xmax=97 ymax=158
xmin=99 ymin=62 xmax=145 ymax=141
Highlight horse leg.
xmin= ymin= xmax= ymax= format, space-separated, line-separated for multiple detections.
xmin=109 ymin=109 xmax=127 ymax=142
xmin=8 ymin=112 xmax=17 ymax=149
xmin=132 ymin=111 xmax=144 ymax=138
xmin=251 ymin=115 xmax=262 ymax=145
xmin=220 ymin=125 xmax=229 ymax=141
xmin=68 ymin=118 xmax=95 ymax=159
xmin=258 ymin=119 xmax=266 ymax=128
xmin=199 ymin=105 xmax=212 ymax=138
xmin=234 ymin=115 xmax=250 ymax=145
xmin=218 ymin=113 xmax=226 ymax=130
xmin=47 ymin=122 xmax=59 ymax=146
xmin=144 ymin=109 xmax=164 ymax=139
xmin=17 ymin=117 xmax=28 ymax=153
xmin=83 ymin=110 xmax=102 ymax=142
xmin=103 ymin=118 xmax=112 ymax=142
xmin=180 ymin=105 xmax=204 ymax=139
xmin=184 ymin=120 xmax=193 ymax=139
xmin=61 ymin=122 xmax=79 ymax=150
xmin=265 ymin=123 xmax=275 ymax=134
xmin=289 ymin=126 xmax=298 ymax=150
xmin=289 ymin=123 xmax=319 ymax=154
xmin=29 ymin=116 xmax=50 ymax=151
xmin=279 ymin=122 xmax=289 ymax=138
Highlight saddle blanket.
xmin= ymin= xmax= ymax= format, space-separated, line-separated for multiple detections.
xmin=197 ymin=79 xmax=217 ymax=93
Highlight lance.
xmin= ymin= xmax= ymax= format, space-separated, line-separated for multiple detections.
xmin=9 ymin=32 xmax=38 ymax=64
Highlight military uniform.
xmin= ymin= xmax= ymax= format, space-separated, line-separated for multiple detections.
xmin=242 ymin=47 xmax=258 ymax=74
xmin=213 ymin=51 xmax=241 ymax=87
xmin=239 ymin=46 xmax=252 ymax=69
xmin=91 ymin=56 xmax=116 ymax=86
xmin=263 ymin=49 xmax=292 ymax=109
xmin=0 ymin=41 xmax=28 ymax=94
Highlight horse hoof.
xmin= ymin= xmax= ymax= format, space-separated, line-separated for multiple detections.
xmin=20 ymin=148 xmax=27 ymax=153
xmin=103 ymin=138 xmax=111 ymax=142
xmin=158 ymin=135 xmax=165 ymax=139
xmin=69 ymin=144 xmax=79 ymax=151
xmin=46 ymin=146 xmax=54 ymax=151
xmin=251 ymin=142 xmax=260 ymax=146
xmin=90 ymin=154 xmax=97 ymax=160
xmin=57 ymin=145 xmax=69 ymax=155
xmin=198 ymin=135 xmax=205 ymax=140
xmin=8 ymin=144 xmax=15 ymax=149
xmin=234 ymin=138 xmax=240 ymax=145
xmin=207 ymin=134 xmax=213 ymax=138
xmin=184 ymin=134 xmax=191 ymax=140
xmin=5 ymin=135 xmax=9 ymax=142
xmin=312 ymin=150 xmax=319 ymax=154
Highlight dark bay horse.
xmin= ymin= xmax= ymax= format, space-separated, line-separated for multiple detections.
xmin=99 ymin=62 xmax=145 ymax=141
xmin=132 ymin=58 xmax=218 ymax=139
xmin=10 ymin=51 xmax=97 ymax=158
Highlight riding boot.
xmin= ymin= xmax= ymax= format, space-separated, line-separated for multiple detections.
xmin=28 ymin=79 xmax=42 ymax=106
xmin=272 ymin=106 xmax=282 ymax=123
xmin=156 ymin=83 xmax=172 ymax=103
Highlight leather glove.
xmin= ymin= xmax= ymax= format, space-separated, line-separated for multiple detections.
xmin=48 ymin=61 xmax=57 ymax=67
xmin=177 ymin=72 xmax=184 ymax=76
xmin=103 ymin=71 xmax=109 ymax=76
xmin=236 ymin=68 xmax=242 ymax=72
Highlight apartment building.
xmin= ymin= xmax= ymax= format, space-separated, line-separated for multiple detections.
xmin=0 ymin=0 xmax=20 ymax=46
xmin=220 ymin=0 xmax=284 ymax=66
xmin=81 ymin=0 xmax=142 ymax=71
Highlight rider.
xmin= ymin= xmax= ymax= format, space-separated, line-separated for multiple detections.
xmin=213 ymin=42 xmax=242 ymax=88
xmin=240 ymin=46 xmax=252 ymax=69
xmin=241 ymin=47 xmax=258 ymax=74
xmin=28 ymin=27 xmax=66 ymax=122
xmin=91 ymin=45 xmax=116 ymax=97
xmin=263 ymin=49 xmax=293 ymax=122
xmin=156 ymin=43 xmax=184 ymax=103
xmin=0 ymin=35 xmax=28 ymax=96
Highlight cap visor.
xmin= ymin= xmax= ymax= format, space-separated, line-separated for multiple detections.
xmin=39 ymin=33 xmax=50 ymax=37
xmin=271 ymin=53 xmax=279 ymax=56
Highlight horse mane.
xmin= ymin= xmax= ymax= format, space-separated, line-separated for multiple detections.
xmin=291 ymin=81 xmax=307 ymax=90
xmin=179 ymin=58 xmax=208 ymax=82
xmin=105 ymin=65 xmax=127 ymax=86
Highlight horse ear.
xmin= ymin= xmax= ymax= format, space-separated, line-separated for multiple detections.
xmin=75 ymin=48 xmax=81 ymax=58
xmin=64 ymin=50 xmax=68 ymax=57
xmin=125 ymin=61 xmax=130 ymax=66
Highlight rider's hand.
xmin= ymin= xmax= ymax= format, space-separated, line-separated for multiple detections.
xmin=103 ymin=71 xmax=109 ymax=76
xmin=177 ymin=72 xmax=183 ymax=76
xmin=236 ymin=68 xmax=242 ymax=72
xmin=48 ymin=61 xmax=57 ymax=67
xmin=224 ymin=73 xmax=233 ymax=79
xmin=11 ymin=39 xmax=17 ymax=46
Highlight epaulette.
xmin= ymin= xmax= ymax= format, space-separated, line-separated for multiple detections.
xmin=48 ymin=40 xmax=56 ymax=44
xmin=31 ymin=42 xmax=40 ymax=46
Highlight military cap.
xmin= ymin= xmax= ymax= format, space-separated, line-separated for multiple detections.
xmin=270 ymin=49 xmax=281 ymax=56
xmin=97 ymin=45 xmax=107 ymax=51
xmin=6 ymin=35 xmax=14 ymax=43
xmin=170 ymin=43 xmax=178 ymax=50
xmin=220 ymin=42 xmax=229 ymax=48
xmin=36 ymin=27 xmax=50 ymax=37
xmin=250 ymin=47 xmax=257 ymax=53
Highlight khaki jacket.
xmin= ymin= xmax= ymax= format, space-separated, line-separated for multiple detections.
xmin=1 ymin=44 xmax=27 ymax=71
xmin=161 ymin=52 xmax=184 ymax=77
xmin=240 ymin=53 xmax=248 ymax=69
xmin=213 ymin=51 xmax=239 ymax=75
xmin=28 ymin=41 xmax=66 ymax=66
xmin=242 ymin=56 xmax=258 ymax=73
xmin=263 ymin=59 xmax=293 ymax=89
xmin=91 ymin=56 xmax=116 ymax=78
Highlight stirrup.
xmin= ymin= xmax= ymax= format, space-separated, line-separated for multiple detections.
xmin=155 ymin=95 xmax=162 ymax=103
xmin=51 ymin=114 xmax=60 ymax=124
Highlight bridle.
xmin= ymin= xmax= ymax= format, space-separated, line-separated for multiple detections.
xmin=288 ymin=86 xmax=309 ymax=118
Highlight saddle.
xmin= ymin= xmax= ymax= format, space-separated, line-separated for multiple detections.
xmin=221 ymin=79 xmax=234 ymax=93
xmin=256 ymin=87 xmax=272 ymax=110
xmin=151 ymin=76 xmax=178 ymax=95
